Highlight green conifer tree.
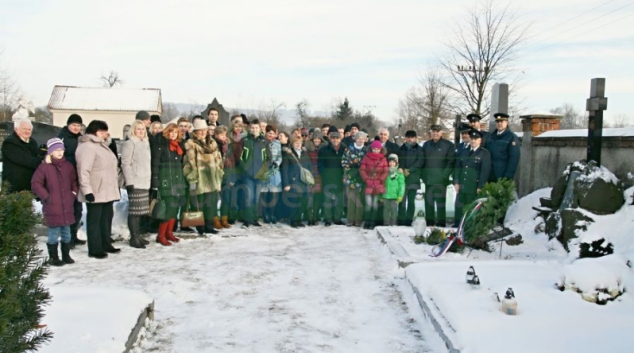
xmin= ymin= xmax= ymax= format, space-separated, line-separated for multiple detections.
xmin=0 ymin=187 xmax=53 ymax=352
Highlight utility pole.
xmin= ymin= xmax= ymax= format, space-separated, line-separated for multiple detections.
xmin=456 ymin=65 xmax=489 ymax=107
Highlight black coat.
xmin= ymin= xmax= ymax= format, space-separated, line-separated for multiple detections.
xmin=281 ymin=147 xmax=313 ymax=195
xmin=454 ymin=147 xmax=491 ymax=191
xmin=1 ymin=132 xmax=42 ymax=192
xmin=486 ymin=128 xmax=520 ymax=182
xmin=151 ymin=135 xmax=186 ymax=198
xmin=318 ymin=143 xmax=347 ymax=193
xmin=397 ymin=142 xmax=423 ymax=186
xmin=382 ymin=140 xmax=400 ymax=157
xmin=57 ymin=126 xmax=81 ymax=166
xmin=421 ymin=138 xmax=455 ymax=186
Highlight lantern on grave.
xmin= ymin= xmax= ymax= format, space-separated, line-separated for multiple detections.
xmin=465 ymin=266 xmax=476 ymax=284
xmin=501 ymin=288 xmax=518 ymax=315
xmin=471 ymin=275 xmax=480 ymax=289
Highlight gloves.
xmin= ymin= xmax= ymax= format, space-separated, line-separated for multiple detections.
xmin=150 ymin=189 xmax=158 ymax=200
xmin=125 ymin=185 xmax=134 ymax=194
xmin=379 ymin=196 xmax=384 ymax=203
xmin=404 ymin=169 xmax=410 ymax=177
xmin=397 ymin=196 xmax=403 ymax=203
xmin=189 ymin=183 xmax=197 ymax=191
xmin=85 ymin=193 xmax=95 ymax=203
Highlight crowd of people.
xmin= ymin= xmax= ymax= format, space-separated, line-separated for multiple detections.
xmin=1 ymin=108 xmax=520 ymax=263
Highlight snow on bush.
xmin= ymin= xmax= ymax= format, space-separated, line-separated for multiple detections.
xmin=558 ymin=255 xmax=628 ymax=305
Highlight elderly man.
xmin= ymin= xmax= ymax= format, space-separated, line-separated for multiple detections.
xmin=486 ymin=113 xmax=520 ymax=182
xmin=2 ymin=119 xmax=43 ymax=193
xmin=421 ymin=124 xmax=455 ymax=227
xmin=318 ymin=126 xmax=347 ymax=226
xmin=377 ymin=128 xmax=399 ymax=156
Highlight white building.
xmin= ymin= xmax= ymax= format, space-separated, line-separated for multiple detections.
xmin=48 ymin=86 xmax=162 ymax=139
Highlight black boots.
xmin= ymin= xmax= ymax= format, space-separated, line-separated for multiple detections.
xmin=60 ymin=242 xmax=75 ymax=264
xmin=128 ymin=216 xmax=146 ymax=249
xmin=363 ymin=210 xmax=375 ymax=230
xmin=47 ymin=243 xmax=65 ymax=266
xmin=69 ymin=222 xmax=86 ymax=249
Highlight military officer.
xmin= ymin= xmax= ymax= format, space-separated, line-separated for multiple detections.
xmin=456 ymin=123 xmax=472 ymax=155
xmin=453 ymin=129 xmax=491 ymax=227
xmin=467 ymin=113 xmax=490 ymax=147
xmin=486 ymin=112 xmax=520 ymax=182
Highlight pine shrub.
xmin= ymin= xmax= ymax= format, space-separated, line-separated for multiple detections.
xmin=0 ymin=186 xmax=53 ymax=352
xmin=463 ymin=179 xmax=517 ymax=251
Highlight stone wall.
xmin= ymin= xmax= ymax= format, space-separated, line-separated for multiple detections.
xmin=518 ymin=135 xmax=634 ymax=197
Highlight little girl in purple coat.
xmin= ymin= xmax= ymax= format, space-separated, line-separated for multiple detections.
xmin=31 ymin=138 xmax=79 ymax=266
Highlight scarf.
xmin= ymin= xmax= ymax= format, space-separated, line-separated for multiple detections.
xmin=169 ymin=140 xmax=183 ymax=155
xmin=389 ymin=166 xmax=398 ymax=179
xmin=354 ymin=143 xmax=364 ymax=150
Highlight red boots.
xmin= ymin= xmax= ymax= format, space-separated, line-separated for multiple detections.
xmin=156 ymin=221 xmax=173 ymax=246
xmin=165 ymin=219 xmax=180 ymax=243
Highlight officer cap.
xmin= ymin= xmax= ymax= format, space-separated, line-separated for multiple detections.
xmin=430 ymin=124 xmax=442 ymax=131
xmin=459 ymin=123 xmax=472 ymax=133
xmin=494 ymin=112 xmax=510 ymax=121
xmin=469 ymin=129 xmax=483 ymax=139
xmin=466 ymin=113 xmax=482 ymax=122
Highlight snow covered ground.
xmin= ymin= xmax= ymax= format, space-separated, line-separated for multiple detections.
xmin=40 ymin=224 xmax=445 ymax=353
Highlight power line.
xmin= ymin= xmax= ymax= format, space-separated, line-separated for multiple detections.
xmin=526 ymin=0 xmax=617 ymax=41
xmin=528 ymin=1 xmax=634 ymax=48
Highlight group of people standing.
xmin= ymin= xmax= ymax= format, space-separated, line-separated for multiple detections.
xmin=1 ymin=107 xmax=519 ymax=264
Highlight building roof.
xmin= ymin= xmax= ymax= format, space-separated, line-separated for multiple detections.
xmin=48 ymin=85 xmax=162 ymax=112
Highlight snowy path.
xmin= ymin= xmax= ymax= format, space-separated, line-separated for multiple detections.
xmin=45 ymin=225 xmax=437 ymax=353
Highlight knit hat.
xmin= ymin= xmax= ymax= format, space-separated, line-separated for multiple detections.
xmin=135 ymin=111 xmax=151 ymax=121
xmin=344 ymin=125 xmax=351 ymax=134
xmin=66 ymin=114 xmax=83 ymax=126
xmin=47 ymin=137 xmax=65 ymax=155
xmin=405 ymin=130 xmax=417 ymax=138
xmin=328 ymin=125 xmax=339 ymax=135
xmin=150 ymin=114 xmax=162 ymax=123
xmin=350 ymin=122 xmax=361 ymax=130
xmin=388 ymin=154 xmax=399 ymax=163
xmin=312 ymin=128 xmax=323 ymax=141
xmin=370 ymin=140 xmax=382 ymax=150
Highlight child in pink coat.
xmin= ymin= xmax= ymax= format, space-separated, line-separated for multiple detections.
xmin=360 ymin=140 xmax=388 ymax=229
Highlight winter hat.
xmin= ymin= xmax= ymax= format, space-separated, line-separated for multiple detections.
xmin=388 ymin=154 xmax=399 ymax=164
xmin=150 ymin=114 xmax=162 ymax=123
xmin=354 ymin=131 xmax=368 ymax=140
xmin=312 ymin=128 xmax=323 ymax=141
xmin=66 ymin=114 xmax=83 ymax=126
xmin=46 ymin=137 xmax=65 ymax=154
xmin=405 ymin=130 xmax=417 ymax=138
xmin=370 ymin=140 xmax=382 ymax=150
xmin=350 ymin=122 xmax=361 ymax=130
xmin=192 ymin=119 xmax=208 ymax=131
xmin=344 ymin=125 xmax=351 ymax=134
xmin=240 ymin=113 xmax=249 ymax=125
xmin=328 ymin=125 xmax=339 ymax=135
xmin=135 ymin=110 xmax=151 ymax=121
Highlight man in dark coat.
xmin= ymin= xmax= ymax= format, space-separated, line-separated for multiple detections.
xmin=318 ymin=127 xmax=347 ymax=226
xmin=57 ymin=114 xmax=87 ymax=247
xmin=453 ymin=130 xmax=491 ymax=227
xmin=467 ymin=113 xmax=491 ymax=147
xmin=486 ymin=113 xmax=520 ymax=182
xmin=341 ymin=122 xmax=360 ymax=148
xmin=1 ymin=119 xmax=42 ymax=193
xmin=397 ymin=130 xmax=424 ymax=226
xmin=421 ymin=124 xmax=455 ymax=227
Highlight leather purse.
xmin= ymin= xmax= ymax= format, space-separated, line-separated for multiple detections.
xmin=180 ymin=196 xmax=205 ymax=228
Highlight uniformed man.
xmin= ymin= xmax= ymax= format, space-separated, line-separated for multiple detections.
xmin=453 ymin=129 xmax=491 ymax=227
xmin=456 ymin=123 xmax=472 ymax=155
xmin=421 ymin=124 xmax=455 ymax=227
xmin=486 ymin=113 xmax=520 ymax=182
xmin=397 ymin=130 xmax=424 ymax=226
xmin=467 ymin=113 xmax=490 ymax=147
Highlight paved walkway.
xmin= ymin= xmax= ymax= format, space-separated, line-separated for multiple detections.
xmin=46 ymin=225 xmax=435 ymax=353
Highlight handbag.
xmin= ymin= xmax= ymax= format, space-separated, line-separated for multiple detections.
xmin=286 ymin=149 xmax=315 ymax=186
xmin=181 ymin=196 xmax=205 ymax=228
xmin=150 ymin=193 xmax=167 ymax=220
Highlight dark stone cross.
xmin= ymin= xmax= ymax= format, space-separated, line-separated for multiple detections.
xmin=586 ymin=78 xmax=608 ymax=165
xmin=454 ymin=114 xmax=461 ymax=146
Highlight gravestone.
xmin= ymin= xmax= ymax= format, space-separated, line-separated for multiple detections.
xmin=489 ymin=83 xmax=508 ymax=133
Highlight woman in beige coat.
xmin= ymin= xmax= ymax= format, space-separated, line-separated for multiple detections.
xmin=183 ymin=119 xmax=224 ymax=236
xmin=75 ymin=120 xmax=121 ymax=259
xmin=121 ymin=120 xmax=152 ymax=249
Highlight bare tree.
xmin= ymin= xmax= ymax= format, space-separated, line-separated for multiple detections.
xmin=607 ymin=114 xmax=633 ymax=128
xmin=100 ymin=71 xmax=123 ymax=88
xmin=0 ymin=50 xmax=21 ymax=122
xmin=258 ymin=99 xmax=286 ymax=128
xmin=295 ymin=99 xmax=311 ymax=128
xmin=549 ymin=103 xmax=586 ymax=129
xmin=439 ymin=0 xmax=529 ymax=116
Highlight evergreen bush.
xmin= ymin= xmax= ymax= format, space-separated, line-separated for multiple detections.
xmin=463 ymin=179 xmax=517 ymax=251
xmin=0 ymin=186 xmax=53 ymax=352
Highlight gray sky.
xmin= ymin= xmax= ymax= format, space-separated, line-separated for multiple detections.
xmin=1 ymin=0 xmax=632 ymax=124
